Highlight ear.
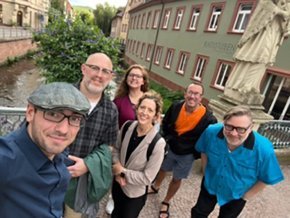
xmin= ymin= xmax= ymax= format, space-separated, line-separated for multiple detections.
xmin=26 ymin=104 xmax=36 ymax=123
xmin=81 ymin=64 xmax=86 ymax=76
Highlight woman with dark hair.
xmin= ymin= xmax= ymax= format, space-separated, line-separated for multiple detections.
xmin=114 ymin=64 xmax=149 ymax=128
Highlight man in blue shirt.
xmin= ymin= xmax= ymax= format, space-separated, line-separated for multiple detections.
xmin=191 ymin=105 xmax=284 ymax=218
xmin=0 ymin=82 xmax=90 ymax=218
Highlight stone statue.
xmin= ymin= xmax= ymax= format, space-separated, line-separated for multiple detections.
xmin=225 ymin=0 xmax=290 ymax=94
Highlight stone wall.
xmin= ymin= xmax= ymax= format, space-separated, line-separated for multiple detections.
xmin=0 ymin=39 xmax=37 ymax=64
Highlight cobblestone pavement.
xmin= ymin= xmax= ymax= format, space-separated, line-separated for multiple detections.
xmin=97 ymin=161 xmax=290 ymax=218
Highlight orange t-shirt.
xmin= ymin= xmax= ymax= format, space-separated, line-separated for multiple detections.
xmin=175 ymin=104 xmax=206 ymax=136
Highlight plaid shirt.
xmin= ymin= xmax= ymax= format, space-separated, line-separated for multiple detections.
xmin=69 ymin=84 xmax=119 ymax=158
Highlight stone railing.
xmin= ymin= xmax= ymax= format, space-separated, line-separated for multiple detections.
xmin=0 ymin=106 xmax=26 ymax=136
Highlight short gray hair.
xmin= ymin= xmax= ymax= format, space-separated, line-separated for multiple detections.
xmin=223 ymin=105 xmax=253 ymax=122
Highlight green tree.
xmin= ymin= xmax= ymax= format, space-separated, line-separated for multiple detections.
xmin=74 ymin=6 xmax=94 ymax=25
xmin=33 ymin=16 xmax=121 ymax=83
xmin=93 ymin=3 xmax=117 ymax=36
xmin=49 ymin=0 xmax=64 ymax=22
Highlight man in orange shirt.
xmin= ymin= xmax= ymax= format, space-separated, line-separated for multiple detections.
xmin=148 ymin=83 xmax=217 ymax=218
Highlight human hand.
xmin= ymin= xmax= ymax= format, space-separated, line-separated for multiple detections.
xmin=67 ymin=155 xmax=89 ymax=177
xmin=115 ymin=175 xmax=126 ymax=186
xmin=112 ymin=162 xmax=124 ymax=175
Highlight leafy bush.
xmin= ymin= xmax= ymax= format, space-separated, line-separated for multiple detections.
xmin=33 ymin=17 xmax=121 ymax=83
xmin=150 ymin=80 xmax=183 ymax=113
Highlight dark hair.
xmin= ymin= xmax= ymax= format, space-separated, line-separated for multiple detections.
xmin=185 ymin=82 xmax=204 ymax=95
xmin=114 ymin=64 xmax=149 ymax=98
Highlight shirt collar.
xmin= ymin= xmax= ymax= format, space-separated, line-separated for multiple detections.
xmin=14 ymin=123 xmax=55 ymax=171
xmin=217 ymin=126 xmax=255 ymax=150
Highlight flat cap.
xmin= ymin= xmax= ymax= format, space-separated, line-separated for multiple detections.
xmin=27 ymin=82 xmax=90 ymax=115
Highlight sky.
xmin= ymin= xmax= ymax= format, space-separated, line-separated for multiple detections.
xmin=69 ymin=0 xmax=128 ymax=9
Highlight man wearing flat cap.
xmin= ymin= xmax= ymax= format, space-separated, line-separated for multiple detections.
xmin=0 ymin=82 xmax=90 ymax=218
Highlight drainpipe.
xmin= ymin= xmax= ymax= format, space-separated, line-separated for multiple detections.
xmin=148 ymin=0 xmax=165 ymax=73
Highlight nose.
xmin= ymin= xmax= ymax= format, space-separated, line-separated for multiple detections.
xmin=229 ymin=128 xmax=239 ymax=136
xmin=55 ymin=117 xmax=70 ymax=133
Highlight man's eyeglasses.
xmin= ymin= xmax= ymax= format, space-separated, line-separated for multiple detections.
xmin=128 ymin=73 xmax=143 ymax=79
xmin=36 ymin=108 xmax=85 ymax=127
xmin=187 ymin=91 xmax=202 ymax=97
xmin=85 ymin=64 xmax=113 ymax=76
xmin=224 ymin=123 xmax=252 ymax=134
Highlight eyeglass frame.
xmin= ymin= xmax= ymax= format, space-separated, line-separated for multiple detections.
xmin=35 ymin=107 xmax=86 ymax=127
xmin=85 ymin=64 xmax=113 ymax=76
xmin=186 ymin=90 xmax=202 ymax=97
xmin=127 ymin=73 xmax=144 ymax=79
xmin=224 ymin=123 xmax=252 ymax=134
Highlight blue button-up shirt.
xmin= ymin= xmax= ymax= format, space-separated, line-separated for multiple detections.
xmin=196 ymin=123 xmax=284 ymax=206
xmin=0 ymin=124 xmax=70 ymax=218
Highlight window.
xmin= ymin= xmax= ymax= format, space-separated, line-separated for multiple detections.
xmin=162 ymin=9 xmax=171 ymax=29
xmin=154 ymin=46 xmax=163 ymax=65
xmin=136 ymin=41 xmax=140 ymax=56
xmin=191 ymin=55 xmax=209 ymax=81
xmin=164 ymin=48 xmax=174 ymax=69
xmin=146 ymin=12 xmax=152 ymax=28
xmin=140 ymin=43 xmax=145 ymax=59
xmin=176 ymin=52 xmax=190 ymax=75
xmin=146 ymin=44 xmax=152 ymax=61
xmin=213 ymin=60 xmax=234 ymax=90
xmin=141 ymin=13 xmax=146 ymax=29
xmin=0 ymin=4 xmax=2 ymax=24
xmin=188 ymin=6 xmax=202 ymax=31
xmin=132 ymin=40 xmax=136 ymax=54
xmin=232 ymin=3 xmax=253 ymax=33
xmin=153 ymin=10 xmax=160 ymax=29
xmin=173 ymin=7 xmax=185 ymax=30
xmin=137 ymin=14 xmax=141 ymax=29
xmin=133 ymin=16 xmax=137 ymax=29
xmin=206 ymin=3 xmax=224 ymax=32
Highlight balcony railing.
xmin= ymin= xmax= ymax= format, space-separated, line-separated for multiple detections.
xmin=0 ymin=106 xmax=289 ymax=150
xmin=0 ymin=27 xmax=33 ymax=40
xmin=257 ymin=120 xmax=290 ymax=149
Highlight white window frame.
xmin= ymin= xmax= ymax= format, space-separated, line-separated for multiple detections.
xmin=154 ymin=46 xmax=162 ymax=64
xmin=193 ymin=56 xmax=207 ymax=81
xmin=153 ymin=10 xmax=160 ymax=28
xmin=140 ymin=43 xmax=145 ymax=59
xmin=146 ymin=44 xmax=152 ymax=61
xmin=208 ymin=6 xmax=222 ymax=31
xmin=177 ymin=52 xmax=189 ymax=75
xmin=162 ymin=9 xmax=171 ymax=29
xmin=146 ymin=12 xmax=152 ymax=29
xmin=136 ymin=41 xmax=140 ymax=56
xmin=164 ymin=49 xmax=174 ymax=69
xmin=214 ymin=62 xmax=233 ymax=90
xmin=189 ymin=8 xmax=200 ymax=30
xmin=233 ymin=4 xmax=252 ymax=33
xmin=174 ymin=8 xmax=184 ymax=30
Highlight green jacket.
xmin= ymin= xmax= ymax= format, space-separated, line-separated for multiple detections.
xmin=65 ymin=144 xmax=112 ymax=210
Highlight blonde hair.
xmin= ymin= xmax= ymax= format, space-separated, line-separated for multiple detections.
xmin=136 ymin=90 xmax=163 ymax=115
xmin=114 ymin=64 xmax=149 ymax=98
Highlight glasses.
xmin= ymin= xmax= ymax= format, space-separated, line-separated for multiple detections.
xmin=85 ymin=64 xmax=113 ymax=76
xmin=224 ymin=123 xmax=252 ymax=134
xmin=36 ymin=108 xmax=85 ymax=127
xmin=187 ymin=91 xmax=202 ymax=97
xmin=128 ymin=73 xmax=143 ymax=79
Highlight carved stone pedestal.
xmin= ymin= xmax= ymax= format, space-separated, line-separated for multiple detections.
xmin=209 ymin=89 xmax=273 ymax=130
